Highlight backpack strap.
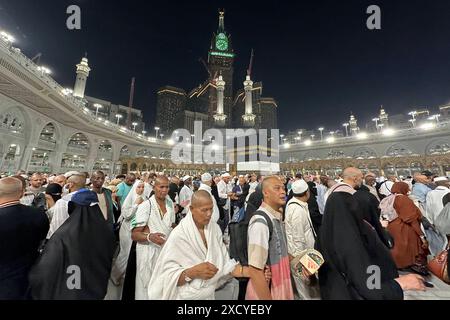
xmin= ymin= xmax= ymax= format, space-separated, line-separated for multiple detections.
xmin=251 ymin=210 xmax=274 ymax=241
xmin=287 ymin=201 xmax=317 ymax=239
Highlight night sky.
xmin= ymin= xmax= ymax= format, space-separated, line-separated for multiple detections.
xmin=1 ymin=0 xmax=450 ymax=133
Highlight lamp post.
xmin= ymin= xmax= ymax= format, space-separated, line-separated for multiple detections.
xmin=372 ymin=117 xmax=379 ymax=131
xmin=142 ymin=130 xmax=147 ymax=136
xmin=318 ymin=127 xmax=324 ymax=141
xmin=342 ymin=123 xmax=349 ymax=136
xmin=408 ymin=111 xmax=417 ymax=127
xmin=94 ymin=103 xmax=103 ymax=118
xmin=429 ymin=114 xmax=441 ymax=125
xmin=280 ymin=134 xmax=284 ymax=145
xmin=160 ymin=133 xmax=165 ymax=140
xmin=132 ymin=122 xmax=138 ymax=132
xmin=115 ymin=114 xmax=123 ymax=125
xmin=310 ymin=134 xmax=315 ymax=141
xmin=154 ymin=126 xmax=160 ymax=139
xmin=297 ymin=130 xmax=303 ymax=141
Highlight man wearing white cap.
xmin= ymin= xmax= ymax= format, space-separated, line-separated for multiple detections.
xmin=217 ymin=173 xmax=233 ymax=233
xmin=285 ymin=179 xmax=319 ymax=300
xmin=425 ymin=176 xmax=450 ymax=225
xmin=198 ymin=173 xmax=220 ymax=223
xmin=178 ymin=176 xmax=193 ymax=217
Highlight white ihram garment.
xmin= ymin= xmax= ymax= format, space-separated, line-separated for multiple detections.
xmin=134 ymin=195 xmax=175 ymax=300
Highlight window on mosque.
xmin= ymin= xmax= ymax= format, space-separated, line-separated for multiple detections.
xmin=428 ymin=143 xmax=450 ymax=155
xmin=386 ymin=145 xmax=413 ymax=157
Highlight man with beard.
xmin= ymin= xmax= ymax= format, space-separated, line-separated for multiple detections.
xmin=90 ymin=171 xmax=117 ymax=229
xmin=317 ymin=167 xmax=426 ymax=300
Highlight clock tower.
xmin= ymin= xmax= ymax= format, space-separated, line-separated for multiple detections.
xmin=208 ymin=9 xmax=235 ymax=126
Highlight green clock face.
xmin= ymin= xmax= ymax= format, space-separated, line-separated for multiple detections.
xmin=215 ymin=33 xmax=228 ymax=51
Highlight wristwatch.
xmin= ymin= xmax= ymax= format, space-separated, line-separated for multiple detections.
xmin=183 ymin=270 xmax=192 ymax=283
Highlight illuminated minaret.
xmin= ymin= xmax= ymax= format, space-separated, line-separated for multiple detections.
xmin=379 ymin=106 xmax=389 ymax=127
xmin=242 ymin=75 xmax=256 ymax=127
xmin=349 ymin=113 xmax=359 ymax=135
xmin=213 ymin=75 xmax=227 ymax=126
xmin=73 ymin=55 xmax=91 ymax=99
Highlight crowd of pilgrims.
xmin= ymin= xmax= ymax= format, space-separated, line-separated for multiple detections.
xmin=1 ymin=167 xmax=449 ymax=300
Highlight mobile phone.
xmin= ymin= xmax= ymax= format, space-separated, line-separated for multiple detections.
xmin=423 ymin=281 xmax=434 ymax=288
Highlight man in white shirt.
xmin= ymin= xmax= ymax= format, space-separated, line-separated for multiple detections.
xmin=285 ymin=179 xmax=319 ymax=300
xmin=178 ymin=175 xmax=193 ymax=217
xmin=426 ymin=176 xmax=450 ymax=225
xmin=217 ymin=173 xmax=233 ymax=233
xmin=47 ymin=174 xmax=86 ymax=238
xmin=198 ymin=173 xmax=220 ymax=223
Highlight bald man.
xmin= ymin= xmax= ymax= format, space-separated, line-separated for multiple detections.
xmin=318 ymin=167 xmax=426 ymax=300
xmin=131 ymin=175 xmax=176 ymax=299
xmin=0 ymin=177 xmax=49 ymax=299
xmin=148 ymin=190 xmax=246 ymax=300
xmin=47 ymin=174 xmax=86 ymax=238
xmin=53 ymin=175 xmax=66 ymax=188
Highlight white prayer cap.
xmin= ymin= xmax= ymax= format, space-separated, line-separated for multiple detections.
xmin=221 ymin=172 xmax=231 ymax=178
xmin=182 ymin=175 xmax=191 ymax=182
xmin=64 ymin=171 xmax=81 ymax=178
xmin=201 ymin=173 xmax=212 ymax=182
xmin=291 ymin=179 xmax=309 ymax=195
xmin=434 ymin=176 xmax=449 ymax=182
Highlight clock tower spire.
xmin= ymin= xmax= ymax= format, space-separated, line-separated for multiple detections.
xmin=218 ymin=9 xmax=225 ymax=33
xmin=208 ymin=9 xmax=235 ymax=126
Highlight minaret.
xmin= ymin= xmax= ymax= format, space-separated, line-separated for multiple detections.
xmin=379 ymin=105 xmax=389 ymax=127
xmin=213 ymin=75 xmax=227 ymax=126
xmin=242 ymin=75 xmax=256 ymax=127
xmin=242 ymin=49 xmax=256 ymax=127
xmin=349 ymin=113 xmax=359 ymax=135
xmin=73 ymin=55 xmax=91 ymax=99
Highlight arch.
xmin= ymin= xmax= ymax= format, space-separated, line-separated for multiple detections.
xmin=326 ymin=149 xmax=347 ymax=160
xmin=142 ymin=163 xmax=147 ymax=171
xmin=67 ymin=132 xmax=90 ymax=150
xmin=98 ymin=140 xmax=113 ymax=152
xmin=60 ymin=153 xmax=87 ymax=170
xmin=30 ymin=148 xmax=50 ymax=167
xmin=120 ymin=145 xmax=130 ymax=156
xmin=121 ymin=163 xmax=128 ymax=174
xmin=93 ymin=161 xmax=111 ymax=171
xmin=353 ymin=147 xmax=377 ymax=159
xmin=425 ymin=139 xmax=450 ymax=155
xmin=159 ymin=151 xmax=172 ymax=159
xmin=136 ymin=148 xmax=153 ymax=158
xmin=0 ymin=107 xmax=26 ymax=135
xmin=303 ymin=151 xmax=321 ymax=161
xmin=385 ymin=144 xmax=414 ymax=157
xmin=39 ymin=122 xmax=58 ymax=143
xmin=130 ymin=163 xmax=137 ymax=171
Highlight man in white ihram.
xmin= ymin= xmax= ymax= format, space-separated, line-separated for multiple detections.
xmin=148 ymin=190 xmax=251 ymax=300
xmin=198 ymin=172 xmax=220 ymax=223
